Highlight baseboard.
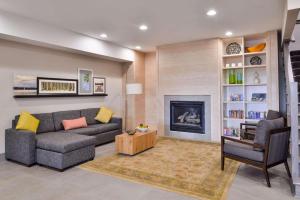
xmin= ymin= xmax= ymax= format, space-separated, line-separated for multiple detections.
xmin=0 ymin=153 xmax=5 ymax=162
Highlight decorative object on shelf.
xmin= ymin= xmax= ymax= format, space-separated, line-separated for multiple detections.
xmin=246 ymin=43 xmax=266 ymax=53
xmin=225 ymin=64 xmax=230 ymax=68
xmin=231 ymin=63 xmax=236 ymax=67
xmin=37 ymin=77 xmax=78 ymax=95
xmin=253 ymin=71 xmax=261 ymax=84
xmin=126 ymin=129 xmax=136 ymax=135
xmin=237 ymin=62 xmax=243 ymax=67
xmin=247 ymin=111 xmax=266 ymax=119
xmin=226 ymin=42 xmax=241 ymax=55
xmin=223 ymin=128 xmax=240 ymax=137
xmin=250 ymin=56 xmax=262 ymax=65
xmin=78 ymin=68 xmax=93 ymax=95
xmin=230 ymin=94 xmax=243 ymax=102
xmin=236 ymin=70 xmax=243 ymax=84
xmin=136 ymin=123 xmax=149 ymax=132
xmin=13 ymin=75 xmax=37 ymax=96
xmin=228 ymin=110 xmax=244 ymax=119
xmin=93 ymin=77 xmax=106 ymax=94
xmin=251 ymin=93 xmax=266 ymax=102
xmin=228 ymin=70 xmax=236 ymax=84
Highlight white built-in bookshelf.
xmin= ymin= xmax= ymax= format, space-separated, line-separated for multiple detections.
xmin=221 ymin=33 xmax=270 ymax=139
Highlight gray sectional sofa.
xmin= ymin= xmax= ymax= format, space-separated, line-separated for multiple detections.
xmin=5 ymin=108 xmax=122 ymax=171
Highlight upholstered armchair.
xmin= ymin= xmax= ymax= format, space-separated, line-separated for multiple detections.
xmin=240 ymin=110 xmax=283 ymax=140
xmin=221 ymin=117 xmax=291 ymax=187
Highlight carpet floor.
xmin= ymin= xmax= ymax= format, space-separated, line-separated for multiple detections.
xmin=80 ymin=137 xmax=239 ymax=200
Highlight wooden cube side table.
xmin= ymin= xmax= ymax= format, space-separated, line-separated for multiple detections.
xmin=115 ymin=130 xmax=157 ymax=155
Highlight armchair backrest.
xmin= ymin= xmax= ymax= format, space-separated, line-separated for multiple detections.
xmin=254 ymin=117 xmax=285 ymax=146
xmin=265 ymin=128 xmax=290 ymax=166
xmin=266 ymin=110 xmax=281 ymax=120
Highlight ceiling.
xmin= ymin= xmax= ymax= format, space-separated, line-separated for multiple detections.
xmin=0 ymin=0 xmax=284 ymax=52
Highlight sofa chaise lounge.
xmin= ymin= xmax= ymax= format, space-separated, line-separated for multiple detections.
xmin=5 ymin=108 xmax=122 ymax=171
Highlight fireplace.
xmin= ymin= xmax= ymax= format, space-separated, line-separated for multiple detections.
xmin=170 ymin=101 xmax=205 ymax=134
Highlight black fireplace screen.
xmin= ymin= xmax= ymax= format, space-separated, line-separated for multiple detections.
xmin=170 ymin=101 xmax=205 ymax=134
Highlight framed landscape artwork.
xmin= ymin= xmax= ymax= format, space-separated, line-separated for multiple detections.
xmin=13 ymin=75 xmax=37 ymax=96
xmin=93 ymin=77 xmax=106 ymax=94
xmin=37 ymin=77 xmax=78 ymax=95
xmin=78 ymin=68 xmax=93 ymax=95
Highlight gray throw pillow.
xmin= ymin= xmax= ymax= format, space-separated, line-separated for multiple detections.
xmin=266 ymin=110 xmax=281 ymax=120
xmin=254 ymin=117 xmax=284 ymax=147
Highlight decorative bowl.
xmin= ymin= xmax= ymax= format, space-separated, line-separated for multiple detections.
xmin=126 ymin=130 xmax=136 ymax=135
xmin=136 ymin=127 xmax=149 ymax=132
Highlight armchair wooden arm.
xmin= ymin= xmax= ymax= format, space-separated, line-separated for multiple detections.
xmin=221 ymin=136 xmax=265 ymax=149
xmin=221 ymin=136 xmax=255 ymax=147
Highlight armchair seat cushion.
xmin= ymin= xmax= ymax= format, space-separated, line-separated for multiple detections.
xmin=36 ymin=132 xmax=96 ymax=153
xmin=224 ymin=141 xmax=264 ymax=162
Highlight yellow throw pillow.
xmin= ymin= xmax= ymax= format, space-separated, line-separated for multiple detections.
xmin=16 ymin=112 xmax=40 ymax=133
xmin=95 ymin=107 xmax=113 ymax=123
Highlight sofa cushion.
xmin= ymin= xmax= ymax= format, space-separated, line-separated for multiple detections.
xmin=224 ymin=141 xmax=264 ymax=162
xmin=67 ymin=123 xmax=120 ymax=136
xmin=65 ymin=127 xmax=99 ymax=136
xmin=80 ymin=108 xmax=99 ymax=125
xmin=15 ymin=112 xmax=55 ymax=134
xmin=36 ymin=132 xmax=95 ymax=153
xmin=88 ymin=123 xmax=120 ymax=134
xmin=254 ymin=117 xmax=284 ymax=146
xmin=52 ymin=110 xmax=81 ymax=131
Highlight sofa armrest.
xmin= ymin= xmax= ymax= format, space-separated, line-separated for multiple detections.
xmin=5 ymin=129 xmax=36 ymax=166
xmin=110 ymin=117 xmax=122 ymax=129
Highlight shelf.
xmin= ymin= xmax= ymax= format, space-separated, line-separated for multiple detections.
xmin=224 ymin=118 xmax=244 ymax=121
xmin=245 ymin=83 xmax=267 ymax=86
xmin=244 ymin=51 xmax=266 ymax=56
xmin=245 ymin=101 xmax=267 ymax=104
xmin=14 ymin=94 xmax=108 ymax=98
xmin=245 ymin=118 xmax=262 ymax=122
xmin=223 ymin=135 xmax=241 ymax=139
xmin=222 ymin=54 xmax=243 ymax=58
xmin=244 ymin=65 xmax=266 ymax=69
xmin=222 ymin=66 xmax=243 ymax=70
xmin=223 ymin=84 xmax=244 ymax=87
xmin=223 ymin=101 xmax=244 ymax=104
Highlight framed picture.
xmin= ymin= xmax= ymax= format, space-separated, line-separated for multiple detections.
xmin=93 ymin=77 xmax=106 ymax=94
xmin=78 ymin=68 xmax=93 ymax=95
xmin=13 ymin=75 xmax=37 ymax=96
xmin=251 ymin=93 xmax=266 ymax=102
xmin=37 ymin=77 xmax=78 ymax=95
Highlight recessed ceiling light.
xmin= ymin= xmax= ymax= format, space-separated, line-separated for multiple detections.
xmin=206 ymin=9 xmax=217 ymax=16
xmin=100 ymin=33 xmax=108 ymax=38
xmin=135 ymin=46 xmax=141 ymax=50
xmin=139 ymin=25 xmax=148 ymax=31
xmin=225 ymin=31 xmax=233 ymax=36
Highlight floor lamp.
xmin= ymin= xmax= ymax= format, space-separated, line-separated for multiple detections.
xmin=125 ymin=83 xmax=143 ymax=131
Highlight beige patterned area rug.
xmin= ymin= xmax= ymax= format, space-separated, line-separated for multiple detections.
xmin=80 ymin=137 xmax=239 ymax=200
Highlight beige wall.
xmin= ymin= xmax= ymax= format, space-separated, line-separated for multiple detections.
xmin=145 ymin=52 xmax=158 ymax=129
xmin=0 ymin=39 xmax=124 ymax=154
xmin=156 ymin=39 xmax=222 ymax=141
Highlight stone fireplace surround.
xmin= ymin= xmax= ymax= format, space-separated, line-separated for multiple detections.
xmin=164 ymin=95 xmax=211 ymax=141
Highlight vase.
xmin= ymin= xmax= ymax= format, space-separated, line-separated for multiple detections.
xmin=236 ymin=71 xmax=243 ymax=84
xmin=229 ymin=70 xmax=236 ymax=84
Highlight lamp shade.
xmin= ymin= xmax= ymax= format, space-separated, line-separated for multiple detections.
xmin=126 ymin=83 xmax=143 ymax=95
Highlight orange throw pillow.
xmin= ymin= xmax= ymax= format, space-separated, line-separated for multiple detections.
xmin=62 ymin=117 xmax=87 ymax=130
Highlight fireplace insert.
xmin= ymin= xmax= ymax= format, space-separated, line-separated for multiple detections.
xmin=170 ymin=101 xmax=205 ymax=134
